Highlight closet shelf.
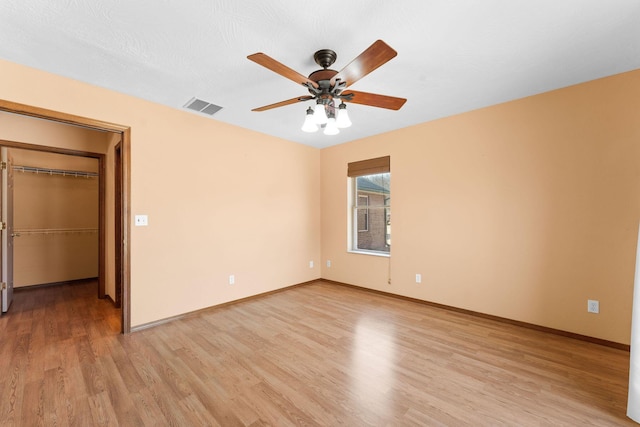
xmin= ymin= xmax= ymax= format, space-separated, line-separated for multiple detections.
xmin=13 ymin=228 xmax=98 ymax=236
xmin=13 ymin=165 xmax=98 ymax=178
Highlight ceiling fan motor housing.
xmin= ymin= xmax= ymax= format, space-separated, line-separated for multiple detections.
xmin=313 ymin=49 xmax=337 ymax=68
xmin=306 ymin=49 xmax=342 ymax=98
xmin=308 ymin=49 xmax=340 ymax=98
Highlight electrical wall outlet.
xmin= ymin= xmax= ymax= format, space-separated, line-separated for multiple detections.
xmin=415 ymin=273 xmax=422 ymax=283
xmin=229 ymin=275 xmax=235 ymax=285
xmin=587 ymin=299 xmax=599 ymax=314
xmin=326 ymin=260 xmax=331 ymax=268
xmin=309 ymin=261 xmax=314 ymax=268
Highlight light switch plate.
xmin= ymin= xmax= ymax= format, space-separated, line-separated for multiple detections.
xmin=135 ymin=215 xmax=148 ymax=226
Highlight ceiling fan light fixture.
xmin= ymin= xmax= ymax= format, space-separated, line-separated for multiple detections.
xmin=248 ymin=40 xmax=406 ymax=137
xmin=336 ymin=102 xmax=352 ymax=128
xmin=313 ymin=100 xmax=328 ymax=125
xmin=323 ymin=116 xmax=340 ymax=135
xmin=301 ymin=107 xmax=319 ymax=133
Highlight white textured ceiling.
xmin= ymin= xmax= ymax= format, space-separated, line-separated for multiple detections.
xmin=1 ymin=1 xmax=639 ymax=149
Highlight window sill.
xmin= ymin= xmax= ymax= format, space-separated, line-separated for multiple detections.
xmin=348 ymin=249 xmax=390 ymax=258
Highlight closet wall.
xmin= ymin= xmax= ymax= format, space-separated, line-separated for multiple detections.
xmin=12 ymin=149 xmax=99 ymax=287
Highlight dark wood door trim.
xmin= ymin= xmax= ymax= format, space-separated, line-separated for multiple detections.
xmin=114 ymin=142 xmax=122 ymax=310
xmin=97 ymin=153 xmax=106 ymax=300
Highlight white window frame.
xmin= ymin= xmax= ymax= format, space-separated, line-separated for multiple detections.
xmin=357 ymin=195 xmax=369 ymax=232
xmin=348 ymin=173 xmax=390 ymax=257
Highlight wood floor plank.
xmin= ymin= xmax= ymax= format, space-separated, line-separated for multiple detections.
xmin=1 ymin=280 xmax=635 ymax=426
xmin=0 ymin=333 xmax=30 ymax=426
xmin=178 ymin=394 xmax=224 ymax=427
xmin=88 ymin=390 xmax=119 ymax=427
xmin=44 ymin=366 xmax=69 ymax=426
xmin=20 ymin=379 xmax=45 ymax=427
xmin=103 ymin=337 xmax=146 ymax=395
xmin=127 ymin=389 xmax=168 ymax=427
xmin=66 ymin=394 xmax=95 ymax=427
xmin=97 ymin=355 xmax=145 ymax=426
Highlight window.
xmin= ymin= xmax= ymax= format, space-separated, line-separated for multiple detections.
xmin=348 ymin=156 xmax=390 ymax=255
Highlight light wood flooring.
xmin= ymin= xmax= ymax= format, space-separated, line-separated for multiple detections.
xmin=0 ymin=280 xmax=635 ymax=426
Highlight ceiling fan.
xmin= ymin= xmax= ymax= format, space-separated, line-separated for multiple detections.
xmin=247 ymin=40 xmax=406 ymax=134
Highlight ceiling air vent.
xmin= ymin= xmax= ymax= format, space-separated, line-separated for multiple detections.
xmin=184 ymin=97 xmax=223 ymax=116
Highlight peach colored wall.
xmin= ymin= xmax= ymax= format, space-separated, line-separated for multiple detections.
xmin=321 ymin=70 xmax=640 ymax=345
xmin=0 ymin=59 xmax=321 ymax=327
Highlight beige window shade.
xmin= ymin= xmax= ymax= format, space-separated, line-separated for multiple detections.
xmin=347 ymin=155 xmax=390 ymax=177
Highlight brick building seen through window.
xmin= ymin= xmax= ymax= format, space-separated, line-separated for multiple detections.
xmin=355 ymin=174 xmax=390 ymax=253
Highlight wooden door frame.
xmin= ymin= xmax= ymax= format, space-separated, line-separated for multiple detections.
xmin=114 ymin=142 xmax=122 ymax=309
xmin=0 ymin=99 xmax=131 ymax=333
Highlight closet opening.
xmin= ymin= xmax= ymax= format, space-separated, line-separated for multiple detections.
xmin=0 ymin=99 xmax=130 ymax=333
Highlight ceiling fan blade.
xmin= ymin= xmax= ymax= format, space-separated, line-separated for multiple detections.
xmin=248 ymin=53 xmax=319 ymax=89
xmin=331 ymin=40 xmax=398 ymax=87
xmin=342 ymin=91 xmax=406 ymax=110
xmin=252 ymin=96 xmax=314 ymax=112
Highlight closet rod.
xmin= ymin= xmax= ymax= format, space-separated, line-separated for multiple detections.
xmin=12 ymin=165 xmax=98 ymax=178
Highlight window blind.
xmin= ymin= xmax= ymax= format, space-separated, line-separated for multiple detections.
xmin=347 ymin=155 xmax=390 ymax=177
